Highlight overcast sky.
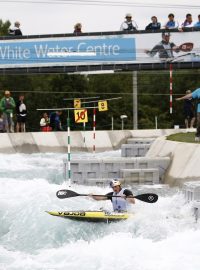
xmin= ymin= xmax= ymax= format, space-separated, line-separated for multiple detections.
xmin=0 ymin=0 xmax=200 ymax=35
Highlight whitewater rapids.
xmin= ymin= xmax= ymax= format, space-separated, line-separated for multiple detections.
xmin=0 ymin=152 xmax=200 ymax=270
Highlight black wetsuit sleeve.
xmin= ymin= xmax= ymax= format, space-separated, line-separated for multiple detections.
xmin=123 ymin=189 xmax=133 ymax=197
xmin=106 ymin=192 xmax=113 ymax=201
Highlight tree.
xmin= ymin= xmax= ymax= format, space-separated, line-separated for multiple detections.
xmin=0 ymin=19 xmax=11 ymax=36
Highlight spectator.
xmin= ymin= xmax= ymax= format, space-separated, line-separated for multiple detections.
xmin=16 ymin=94 xmax=27 ymax=132
xmin=8 ymin=21 xmax=23 ymax=36
xmin=176 ymin=87 xmax=200 ymax=141
xmin=120 ymin=13 xmax=138 ymax=31
xmin=49 ymin=111 xmax=63 ymax=131
xmin=194 ymin=15 xmax=200 ymax=28
xmin=183 ymin=90 xmax=195 ymax=129
xmin=145 ymin=32 xmax=180 ymax=61
xmin=40 ymin=112 xmax=52 ymax=132
xmin=74 ymin=23 xmax=82 ymax=34
xmin=164 ymin=13 xmax=179 ymax=29
xmin=0 ymin=90 xmax=16 ymax=133
xmin=181 ymin=14 xmax=194 ymax=28
xmin=145 ymin=16 xmax=161 ymax=31
xmin=0 ymin=112 xmax=6 ymax=133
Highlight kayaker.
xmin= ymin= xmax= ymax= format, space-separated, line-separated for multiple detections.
xmin=91 ymin=180 xmax=135 ymax=212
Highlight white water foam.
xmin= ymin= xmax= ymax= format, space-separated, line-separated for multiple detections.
xmin=0 ymin=152 xmax=200 ymax=270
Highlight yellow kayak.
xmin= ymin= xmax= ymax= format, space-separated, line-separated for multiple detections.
xmin=46 ymin=210 xmax=132 ymax=223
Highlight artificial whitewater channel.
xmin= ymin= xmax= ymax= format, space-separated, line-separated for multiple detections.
xmin=0 ymin=150 xmax=200 ymax=270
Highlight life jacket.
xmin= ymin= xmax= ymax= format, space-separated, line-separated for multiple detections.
xmin=112 ymin=188 xmax=129 ymax=212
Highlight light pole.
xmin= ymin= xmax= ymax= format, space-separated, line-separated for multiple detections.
xmin=120 ymin=115 xmax=127 ymax=130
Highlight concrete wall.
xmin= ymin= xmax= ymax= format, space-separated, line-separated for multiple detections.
xmin=64 ymin=156 xmax=169 ymax=185
xmin=146 ymin=136 xmax=200 ymax=186
xmin=1 ymin=129 xmax=199 ymax=187
xmin=0 ymin=129 xmax=183 ymax=154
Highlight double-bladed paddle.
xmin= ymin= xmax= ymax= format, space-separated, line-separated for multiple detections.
xmin=56 ymin=189 xmax=158 ymax=203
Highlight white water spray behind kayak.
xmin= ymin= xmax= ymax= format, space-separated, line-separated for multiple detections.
xmin=0 ymin=152 xmax=200 ymax=270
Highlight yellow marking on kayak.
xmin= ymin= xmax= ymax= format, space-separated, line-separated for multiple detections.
xmin=46 ymin=211 xmax=132 ymax=221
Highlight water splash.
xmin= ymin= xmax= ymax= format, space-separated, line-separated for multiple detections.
xmin=0 ymin=152 xmax=200 ymax=270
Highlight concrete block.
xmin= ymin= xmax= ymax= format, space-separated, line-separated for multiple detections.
xmin=183 ymin=181 xmax=200 ymax=202
xmin=121 ymin=144 xmax=150 ymax=157
xmin=120 ymin=168 xmax=159 ymax=184
xmin=84 ymin=178 xmax=112 ymax=187
xmin=63 ymin=156 xmax=169 ymax=185
xmin=193 ymin=201 xmax=200 ymax=221
xmin=136 ymin=157 xmax=170 ymax=175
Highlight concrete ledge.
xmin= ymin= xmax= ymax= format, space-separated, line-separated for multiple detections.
xmin=127 ymin=138 xmax=155 ymax=144
xmin=146 ymin=137 xmax=200 ymax=186
xmin=0 ymin=129 xmax=188 ymax=154
xmin=0 ymin=133 xmax=15 ymax=153
xmin=32 ymin=132 xmax=62 ymax=153
xmin=83 ymin=130 xmax=113 ymax=152
xmin=9 ymin=133 xmax=39 ymax=153
xmin=108 ymin=130 xmax=132 ymax=149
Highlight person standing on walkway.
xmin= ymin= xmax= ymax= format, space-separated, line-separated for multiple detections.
xmin=49 ymin=111 xmax=63 ymax=131
xmin=16 ymin=94 xmax=27 ymax=132
xmin=40 ymin=112 xmax=52 ymax=131
xmin=0 ymin=90 xmax=16 ymax=133
xmin=176 ymin=88 xmax=200 ymax=141
xmin=183 ymin=90 xmax=195 ymax=129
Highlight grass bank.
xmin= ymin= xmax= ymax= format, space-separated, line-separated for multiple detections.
xmin=167 ymin=132 xmax=199 ymax=143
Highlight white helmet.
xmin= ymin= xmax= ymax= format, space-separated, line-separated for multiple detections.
xmin=110 ymin=179 xmax=121 ymax=188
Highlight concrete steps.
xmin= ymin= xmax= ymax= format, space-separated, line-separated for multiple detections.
xmin=121 ymin=137 xmax=155 ymax=157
